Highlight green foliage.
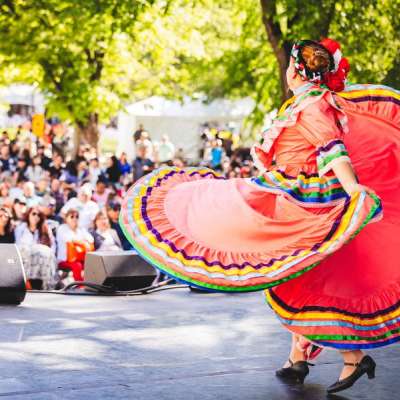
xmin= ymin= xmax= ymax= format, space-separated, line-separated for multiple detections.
xmin=0 ymin=0 xmax=399 ymax=136
xmin=0 ymin=0 xmax=156 ymax=126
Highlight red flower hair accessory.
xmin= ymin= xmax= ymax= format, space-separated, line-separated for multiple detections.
xmin=319 ymin=38 xmax=350 ymax=92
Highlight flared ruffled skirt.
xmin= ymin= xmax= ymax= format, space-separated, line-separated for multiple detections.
xmin=120 ymin=84 xmax=400 ymax=350
xmin=267 ymin=84 xmax=400 ymax=350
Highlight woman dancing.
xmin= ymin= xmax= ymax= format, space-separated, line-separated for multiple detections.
xmin=120 ymin=38 xmax=400 ymax=394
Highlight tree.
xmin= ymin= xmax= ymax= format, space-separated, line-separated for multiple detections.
xmin=187 ymin=0 xmax=400 ymax=128
xmin=259 ymin=0 xmax=336 ymax=102
xmin=257 ymin=0 xmax=399 ymax=103
xmin=0 ymin=0 xmax=156 ymax=148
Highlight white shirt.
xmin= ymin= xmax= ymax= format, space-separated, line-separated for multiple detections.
xmin=97 ymin=229 xmax=120 ymax=251
xmin=56 ymin=224 xmax=93 ymax=262
xmin=61 ymin=198 xmax=100 ymax=230
xmin=26 ymin=165 xmax=44 ymax=183
xmin=15 ymin=222 xmax=56 ymax=253
xmin=158 ymin=142 xmax=175 ymax=162
xmin=89 ymin=167 xmax=103 ymax=187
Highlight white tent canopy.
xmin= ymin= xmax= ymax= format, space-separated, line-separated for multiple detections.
xmin=117 ymin=96 xmax=255 ymax=160
xmin=0 ymin=84 xmax=44 ymax=110
xmin=125 ymin=96 xmax=254 ymax=118
xmin=0 ymin=84 xmax=45 ymax=128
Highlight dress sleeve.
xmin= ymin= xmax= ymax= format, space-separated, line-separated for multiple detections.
xmin=298 ymin=98 xmax=351 ymax=177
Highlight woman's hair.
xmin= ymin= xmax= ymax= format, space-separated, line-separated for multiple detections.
xmin=24 ymin=207 xmax=51 ymax=247
xmin=0 ymin=206 xmax=13 ymax=234
xmin=65 ymin=160 xmax=78 ymax=176
xmin=301 ymin=43 xmax=332 ymax=74
xmin=292 ymin=39 xmax=350 ymax=92
xmin=94 ymin=210 xmax=109 ymax=229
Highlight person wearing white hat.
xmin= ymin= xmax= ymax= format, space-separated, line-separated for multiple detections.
xmin=60 ymin=183 xmax=99 ymax=230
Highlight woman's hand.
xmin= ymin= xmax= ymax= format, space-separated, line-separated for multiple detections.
xmin=331 ymin=161 xmax=376 ymax=196
xmin=348 ymin=183 xmax=376 ymax=196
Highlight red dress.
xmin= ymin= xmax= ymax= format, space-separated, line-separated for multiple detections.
xmin=120 ymin=83 xmax=400 ymax=350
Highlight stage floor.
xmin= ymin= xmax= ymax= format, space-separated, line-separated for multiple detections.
xmin=0 ymin=288 xmax=398 ymax=400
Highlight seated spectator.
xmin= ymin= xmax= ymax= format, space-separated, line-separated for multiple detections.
xmin=22 ymin=181 xmax=41 ymax=207
xmin=0 ymin=144 xmax=16 ymax=175
xmin=12 ymin=198 xmax=27 ymax=226
xmin=15 ymin=157 xmax=28 ymax=178
xmin=15 ymin=207 xmax=58 ymax=289
xmin=25 ymin=155 xmax=44 ymax=183
xmin=0 ymin=182 xmax=12 ymax=207
xmin=133 ymin=145 xmax=154 ymax=181
xmin=0 ymin=206 xmax=15 ymax=243
xmin=118 ymin=152 xmax=131 ymax=176
xmin=92 ymin=178 xmax=112 ymax=209
xmin=105 ymin=155 xmax=122 ymax=184
xmin=88 ymin=158 xmax=102 ymax=187
xmin=37 ymin=144 xmax=52 ymax=170
xmin=48 ymin=153 xmax=64 ymax=179
xmin=60 ymin=183 xmax=99 ymax=230
xmin=39 ymin=197 xmax=61 ymax=230
xmin=56 ymin=209 xmax=94 ymax=282
xmin=50 ymin=178 xmax=64 ymax=213
xmin=9 ymin=175 xmax=27 ymax=200
xmin=60 ymin=160 xmax=78 ymax=185
xmin=10 ymin=140 xmax=20 ymax=159
xmin=90 ymin=211 xmax=122 ymax=251
xmin=77 ymin=160 xmax=89 ymax=182
xmin=106 ymin=202 xmax=133 ymax=250
xmin=36 ymin=178 xmax=51 ymax=198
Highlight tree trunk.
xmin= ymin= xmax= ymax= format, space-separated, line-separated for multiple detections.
xmin=75 ymin=113 xmax=100 ymax=155
xmin=259 ymin=0 xmax=292 ymax=103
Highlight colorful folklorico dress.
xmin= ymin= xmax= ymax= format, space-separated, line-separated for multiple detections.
xmin=120 ymin=83 xmax=400 ymax=350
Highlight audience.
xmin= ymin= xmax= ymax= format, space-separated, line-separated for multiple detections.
xmin=0 ymin=124 xmax=255 ymax=289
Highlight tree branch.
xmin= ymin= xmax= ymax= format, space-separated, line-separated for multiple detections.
xmin=259 ymin=0 xmax=290 ymax=102
xmin=320 ymin=1 xmax=336 ymax=38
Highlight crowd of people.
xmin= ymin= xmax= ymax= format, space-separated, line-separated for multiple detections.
xmin=0 ymin=124 xmax=258 ymax=290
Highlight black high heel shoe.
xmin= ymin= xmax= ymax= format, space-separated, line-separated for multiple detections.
xmin=276 ymin=359 xmax=312 ymax=384
xmin=327 ymin=355 xmax=376 ymax=394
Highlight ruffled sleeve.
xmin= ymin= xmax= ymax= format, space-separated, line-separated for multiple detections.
xmin=298 ymin=97 xmax=351 ymax=177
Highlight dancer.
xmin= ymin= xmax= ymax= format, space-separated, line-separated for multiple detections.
xmin=120 ymin=39 xmax=400 ymax=394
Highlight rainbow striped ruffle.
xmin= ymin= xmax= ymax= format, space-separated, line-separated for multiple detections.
xmin=252 ymin=168 xmax=348 ymax=206
xmin=120 ymin=166 xmax=381 ymax=293
xmin=266 ymin=285 xmax=400 ymax=350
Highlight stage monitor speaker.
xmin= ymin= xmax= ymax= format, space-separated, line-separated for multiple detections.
xmin=0 ymin=244 xmax=26 ymax=305
xmin=84 ymin=251 xmax=157 ymax=291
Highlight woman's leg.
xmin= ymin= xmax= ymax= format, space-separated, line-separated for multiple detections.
xmin=339 ymin=350 xmax=365 ymax=380
xmin=283 ymin=334 xmax=306 ymax=367
xmin=69 ymin=261 xmax=84 ymax=281
xmin=58 ymin=261 xmax=84 ymax=282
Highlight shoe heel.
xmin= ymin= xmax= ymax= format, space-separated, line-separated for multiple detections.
xmin=367 ymin=366 xmax=376 ymax=379
xmin=298 ymin=375 xmax=306 ymax=384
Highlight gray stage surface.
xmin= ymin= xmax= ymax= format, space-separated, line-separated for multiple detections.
xmin=0 ymin=288 xmax=398 ymax=400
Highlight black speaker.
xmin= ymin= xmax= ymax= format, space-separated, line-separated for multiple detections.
xmin=0 ymin=244 xmax=26 ymax=305
xmin=84 ymin=250 xmax=157 ymax=290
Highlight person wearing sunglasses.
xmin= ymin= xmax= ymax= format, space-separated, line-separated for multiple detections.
xmin=0 ymin=206 xmax=15 ymax=243
xmin=56 ymin=209 xmax=94 ymax=282
xmin=15 ymin=206 xmax=58 ymax=290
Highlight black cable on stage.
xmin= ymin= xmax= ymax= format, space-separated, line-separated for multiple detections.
xmin=27 ymin=279 xmax=189 ymax=296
